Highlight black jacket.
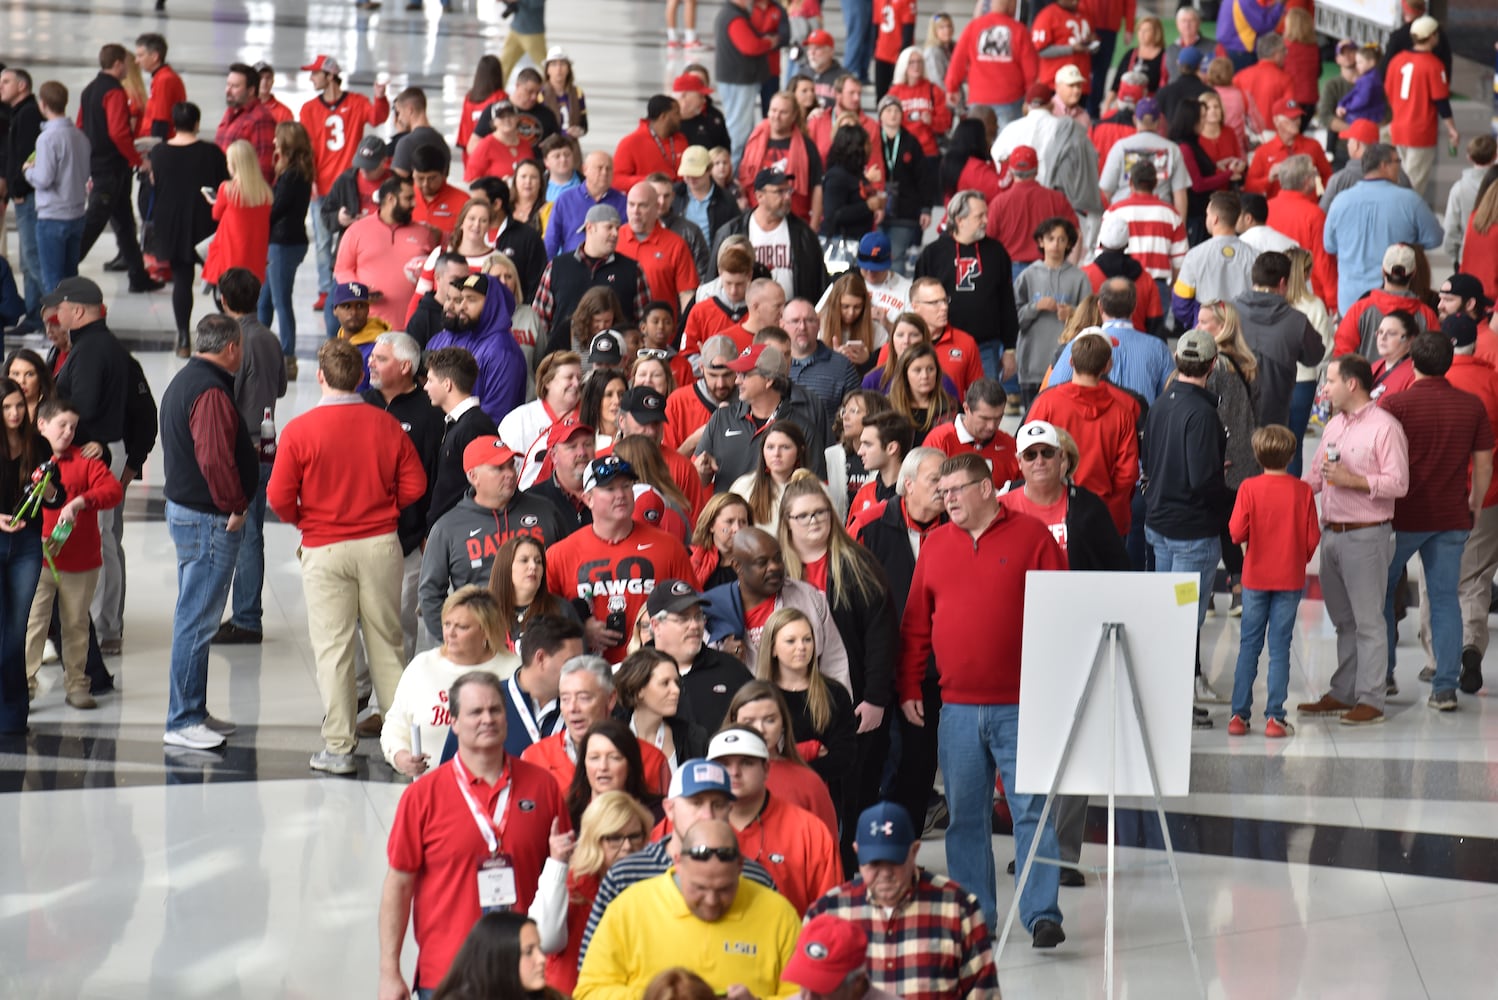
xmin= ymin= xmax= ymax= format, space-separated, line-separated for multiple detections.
xmin=268 ymin=169 xmax=312 ymax=246
xmin=526 ymin=475 xmax=590 ymax=534
xmin=708 ymin=209 xmax=828 ymax=302
xmin=55 ymin=319 xmax=131 ymax=455
xmin=820 ymin=163 xmax=874 ymax=240
xmin=676 ymin=645 xmax=754 ymax=732
xmin=493 ymin=218 xmax=547 ymax=303
xmin=3 ymin=95 xmax=42 ymax=200
xmin=673 ymin=180 xmax=738 ymax=252
xmin=695 ymin=391 xmax=829 ymax=488
xmin=822 ymin=552 xmax=898 ymax=708
xmin=1141 ymin=379 xmax=1229 ymax=540
xmin=877 ymin=125 xmax=935 ymax=222
xmin=363 ymin=386 xmax=444 ymax=555
xmin=999 ymin=480 xmax=1131 ymax=572
xmin=914 ymin=234 xmax=1018 ymax=347
xmin=406 ymin=292 xmax=445 ymax=348
xmin=680 ymin=107 xmax=732 ymax=153
xmin=320 ymin=165 xmax=374 ymax=259
xmin=428 ymin=402 xmax=498 ymax=532
xmin=853 ymin=497 xmax=944 ymax=619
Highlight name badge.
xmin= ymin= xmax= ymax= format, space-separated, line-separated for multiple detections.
xmin=477 ymin=854 xmax=517 ymax=912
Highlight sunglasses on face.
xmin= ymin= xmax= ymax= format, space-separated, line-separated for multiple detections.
xmin=1021 ymin=447 xmax=1058 ymax=461
xmin=638 ymin=348 xmax=671 ymax=360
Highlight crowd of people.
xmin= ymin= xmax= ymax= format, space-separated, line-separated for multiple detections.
xmin=1 ymin=0 xmax=1497 ymax=997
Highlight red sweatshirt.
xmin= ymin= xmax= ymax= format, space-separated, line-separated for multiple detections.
xmin=946 ymin=12 xmax=1040 ymax=107
xmin=613 ymin=120 xmax=689 ymax=190
xmin=1228 ymin=472 xmax=1320 ymax=591
xmin=1026 ymin=381 xmax=1139 ymax=534
xmin=898 ymin=506 xmax=1066 ymax=705
xmin=267 ymin=397 xmax=427 ymax=547
xmin=42 ymin=447 xmax=124 ymax=574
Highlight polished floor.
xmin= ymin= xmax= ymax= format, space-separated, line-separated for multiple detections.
xmin=3 ymin=0 xmax=1498 ymax=996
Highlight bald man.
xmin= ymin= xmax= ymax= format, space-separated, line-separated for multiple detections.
xmin=545 ymin=150 xmax=627 ymax=257
xmin=618 ymin=180 xmax=700 ymax=314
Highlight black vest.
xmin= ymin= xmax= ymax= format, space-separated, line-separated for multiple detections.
xmin=714 ymin=4 xmax=767 ymax=85
xmin=160 ymin=358 xmax=258 ymax=514
xmin=79 ymin=72 xmax=128 ymax=175
xmin=547 ymin=252 xmax=645 ymax=350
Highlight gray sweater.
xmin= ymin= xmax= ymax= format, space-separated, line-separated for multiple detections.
xmin=1014 ymin=262 xmax=1091 ymax=386
xmin=1233 ymin=290 xmax=1325 ymax=428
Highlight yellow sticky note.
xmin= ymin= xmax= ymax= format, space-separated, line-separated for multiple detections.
xmin=1175 ymin=581 xmax=1198 ymax=607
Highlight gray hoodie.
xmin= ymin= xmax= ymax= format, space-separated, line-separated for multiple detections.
xmin=418 ymin=492 xmax=569 ymax=638
xmin=1233 ymin=290 xmax=1326 ymax=428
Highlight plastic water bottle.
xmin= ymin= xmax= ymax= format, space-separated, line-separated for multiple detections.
xmin=259 ymin=408 xmax=277 ymax=464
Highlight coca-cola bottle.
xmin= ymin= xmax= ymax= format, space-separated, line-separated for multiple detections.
xmin=259 ymin=407 xmax=277 ymax=464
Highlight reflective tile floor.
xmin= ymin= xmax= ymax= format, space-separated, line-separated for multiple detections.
xmin=2 ymin=0 xmax=1497 ymax=996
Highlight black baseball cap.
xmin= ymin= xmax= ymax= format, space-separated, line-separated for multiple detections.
xmin=646 ymin=578 xmax=707 ymax=617
xmin=753 ymin=168 xmax=793 ymax=190
xmin=44 ymin=276 xmax=103 ymax=308
xmin=623 ymin=386 xmax=667 ymax=424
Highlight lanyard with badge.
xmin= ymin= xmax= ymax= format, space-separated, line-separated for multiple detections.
xmin=452 ymin=755 xmax=518 ymax=912
xmin=508 ymin=673 xmax=544 ymax=745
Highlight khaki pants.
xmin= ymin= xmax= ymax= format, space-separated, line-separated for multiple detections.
xmin=1419 ymin=503 xmax=1498 ymax=660
xmin=1397 ymin=144 xmax=1437 ymax=206
xmin=499 ymin=32 xmax=548 ymax=83
xmin=300 ymin=532 xmax=404 ymax=755
xmin=25 ymin=567 xmax=100 ymax=696
xmin=1321 ymin=525 xmax=1396 ymax=710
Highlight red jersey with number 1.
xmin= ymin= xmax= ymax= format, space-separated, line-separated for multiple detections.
xmin=1385 ymin=51 xmax=1448 ymax=148
xmin=545 ymin=523 xmax=697 ymax=663
xmin=1031 ymin=4 xmax=1093 ymax=87
xmin=874 ymin=0 xmax=916 ymax=63
xmin=299 ymin=91 xmax=392 ymax=196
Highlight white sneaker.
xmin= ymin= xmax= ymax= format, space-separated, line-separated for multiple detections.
xmin=164 ymin=724 xmax=226 ymax=750
xmin=203 ymin=715 xmax=237 ymax=736
xmin=1194 ymin=676 xmax=1227 ymax=704
xmin=42 ymin=640 xmax=59 ymax=664
xmin=310 ymin=750 xmax=357 ymax=775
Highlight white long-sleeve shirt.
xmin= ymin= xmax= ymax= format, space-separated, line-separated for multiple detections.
xmin=378 ymin=647 xmax=520 ymax=771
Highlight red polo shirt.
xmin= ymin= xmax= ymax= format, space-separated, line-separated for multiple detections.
xmin=617 ymin=223 xmax=699 ymax=315
xmin=387 ymin=756 xmax=569 ymax=989
xmin=414 ymin=182 xmax=471 ymax=242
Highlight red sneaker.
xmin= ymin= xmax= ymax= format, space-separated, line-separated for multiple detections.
xmin=313 ymin=292 xmax=327 ymax=311
xmin=1227 ymin=715 xmax=1249 ymax=736
xmin=1263 ymin=718 xmax=1294 ymax=738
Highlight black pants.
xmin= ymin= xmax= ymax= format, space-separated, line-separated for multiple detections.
xmin=169 ymin=255 xmax=198 ymax=346
xmin=80 ymin=169 xmax=148 ymax=284
xmin=841 ymin=715 xmax=893 ymax=875
xmin=887 ymin=667 xmax=942 ymax=833
xmin=874 ymin=59 xmax=896 ymax=101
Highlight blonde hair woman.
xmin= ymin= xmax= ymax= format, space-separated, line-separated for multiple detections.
xmin=1197 ymin=300 xmax=1259 ymax=616
xmin=202 ymin=139 xmax=273 ymax=287
xmin=379 ymin=586 xmax=519 ymax=777
xmin=529 ymin=790 xmax=652 ymax=995
xmin=754 ymin=607 xmax=856 ymax=806
xmin=1283 ymin=247 xmax=1335 ymax=476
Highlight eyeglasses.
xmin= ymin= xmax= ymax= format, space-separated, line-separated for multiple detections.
xmin=637 ymin=348 xmax=671 ymax=360
xmin=601 ymin=830 xmax=647 ymax=848
xmin=913 ymin=296 xmax=951 ymax=307
xmin=1021 ymin=447 xmax=1058 ymax=461
xmin=937 ymin=479 xmax=988 ymax=501
xmin=683 ymin=844 xmax=742 ymax=863
xmin=787 ymin=509 xmax=832 ymax=524
xmin=662 ymin=610 xmax=705 ymax=626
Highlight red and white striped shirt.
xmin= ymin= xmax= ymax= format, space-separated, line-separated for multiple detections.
xmin=1100 ymin=194 xmax=1187 ymax=282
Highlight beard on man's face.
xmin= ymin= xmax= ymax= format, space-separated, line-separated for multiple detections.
xmin=447 ymin=309 xmax=481 ymax=333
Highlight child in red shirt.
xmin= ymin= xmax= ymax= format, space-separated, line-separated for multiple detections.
xmin=1227 ymin=425 xmax=1320 ymax=738
xmin=24 ymin=400 xmax=124 ymax=707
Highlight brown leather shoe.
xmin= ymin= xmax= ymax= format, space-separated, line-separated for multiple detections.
xmin=1296 ymin=695 xmax=1353 ymax=716
xmin=65 ymin=691 xmax=98 ymax=710
xmin=356 ymin=714 xmax=383 ymax=738
xmin=1339 ymin=703 xmax=1386 ymax=726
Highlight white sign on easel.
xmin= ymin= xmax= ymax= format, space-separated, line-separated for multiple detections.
xmin=999 ymin=571 xmax=1206 ymax=1000
xmin=1016 ymin=571 xmax=1198 ymax=797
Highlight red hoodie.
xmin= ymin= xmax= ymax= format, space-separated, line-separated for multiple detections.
xmin=945 ymin=12 xmax=1040 ymax=107
xmin=1333 ymin=288 xmax=1441 ymax=358
xmin=898 ymin=506 xmax=1066 ymax=705
xmin=1026 ymin=381 xmax=1139 ymax=534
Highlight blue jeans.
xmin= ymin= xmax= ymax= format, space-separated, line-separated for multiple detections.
xmin=978 ymin=340 xmax=1005 ymax=382
xmin=938 ymin=701 xmax=1062 ymax=932
xmin=1385 ymin=529 xmax=1469 ymax=694
xmin=977 ymin=101 xmax=1025 ymax=130
xmin=228 ymin=464 xmax=273 ymax=632
xmin=1231 ymin=588 xmax=1301 ymax=721
xmin=720 ymin=83 xmax=759 ymax=171
xmin=1145 ymin=527 xmax=1221 ymax=632
xmin=309 ymin=197 xmax=334 ymax=297
xmin=882 ymin=219 xmax=920 ymax=278
xmin=13 ymin=196 xmax=42 ymax=317
xmin=166 ymin=501 xmax=243 ymax=731
xmin=35 ymin=216 xmax=85 ymax=295
xmin=258 ymin=242 xmax=308 ymax=357
xmin=842 ymin=0 xmax=872 ymax=82
xmin=0 ymin=529 xmax=43 ymax=733
xmin=1287 ymin=379 xmax=1315 ymax=478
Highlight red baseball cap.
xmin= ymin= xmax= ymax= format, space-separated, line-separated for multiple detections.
xmin=1270 ymin=96 xmax=1301 ymax=120
xmin=1342 ymin=119 xmax=1379 ymax=146
xmin=783 ymin=915 xmax=869 ymax=993
xmin=462 ymin=436 xmax=519 ymax=474
xmin=1116 ymin=76 xmax=1146 ymax=104
xmin=301 ymin=55 xmax=341 ymax=74
xmin=805 ymin=29 xmax=835 ymax=48
xmin=1008 ymin=145 xmax=1039 ymax=173
xmin=1025 ymin=82 xmax=1055 ymax=105
xmin=545 ymin=420 xmax=594 ymax=449
xmin=671 ymin=72 xmax=712 ymax=94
